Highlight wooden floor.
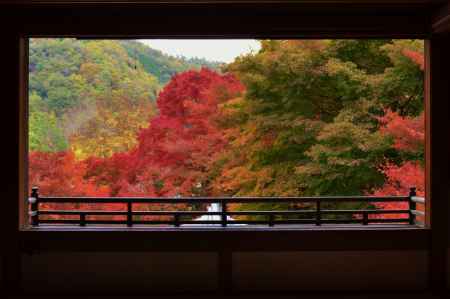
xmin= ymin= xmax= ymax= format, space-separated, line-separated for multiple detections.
xmin=30 ymin=223 xmax=424 ymax=231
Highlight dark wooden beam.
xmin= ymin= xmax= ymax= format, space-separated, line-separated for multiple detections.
xmin=20 ymin=228 xmax=429 ymax=252
xmin=432 ymin=2 xmax=450 ymax=33
xmin=0 ymin=2 xmax=432 ymax=38
xmin=0 ymin=1 xmax=443 ymax=296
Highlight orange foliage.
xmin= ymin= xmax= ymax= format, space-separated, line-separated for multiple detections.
xmin=402 ymin=49 xmax=425 ymax=70
xmin=29 ymin=151 xmax=109 ymax=197
xmin=28 ymin=151 xmax=116 ymax=219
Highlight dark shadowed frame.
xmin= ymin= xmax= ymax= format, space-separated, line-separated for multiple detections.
xmin=0 ymin=0 xmax=449 ymax=296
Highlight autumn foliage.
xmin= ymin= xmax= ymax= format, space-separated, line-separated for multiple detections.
xmin=83 ymin=68 xmax=244 ymax=197
xmin=29 ymin=151 xmax=109 ymax=197
xmin=372 ymin=110 xmax=425 ymax=218
xmin=29 ymin=39 xmax=425 ymax=222
xmin=30 ymin=68 xmax=244 ymax=219
xmin=378 ymin=110 xmax=424 ymax=152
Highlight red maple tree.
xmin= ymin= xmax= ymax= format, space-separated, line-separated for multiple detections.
xmin=30 ymin=68 xmax=244 ymax=219
xmin=87 ymin=68 xmax=244 ymax=198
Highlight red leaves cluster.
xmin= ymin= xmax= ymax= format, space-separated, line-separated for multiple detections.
xmin=373 ymin=162 xmax=424 ymax=197
xmin=402 ymin=49 xmax=425 ymax=71
xmin=30 ymin=68 xmax=244 ymax=200
xmin=28 ymin=152 xmax=117 ymax=219
xmin=372 ymin=110 xmax=425 ymax=219
xmin=29 ymin=151 xmax=109 ymax=197
xmin=371 ymin=162 xmax=424 ymax=220
xmin=87 ymin=68 xmax=244 ymax=198
xmin=29 ymin=68 xmax=243 ymax=219
xmin=378 ymin=110 xmax=424 ymax=152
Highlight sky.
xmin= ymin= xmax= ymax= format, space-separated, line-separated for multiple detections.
xmin=140 ymin=39 xmax=261 ymax=63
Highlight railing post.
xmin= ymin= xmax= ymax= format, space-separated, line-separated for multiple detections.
xmin=127 ymin=201 xmax=133 ymax=227
xmin=409 ymin=187 xmax=417 ymax=225
xmin=316 ymin=199 xmax=321 ymax=226
xmin=174 ymin=213 xmax=180 ymax=227
xmin=363 ymin=212 xmax=369 ymax=225
xmin=29 ymin=187 xmax=39 ymax=226
xmin=80 ymin=213 xmax=86 ymax=227
xmin=221 ymin=201 xmax=227 ymax=227
xmin=269 ymin=214 xmax=274 ymax=227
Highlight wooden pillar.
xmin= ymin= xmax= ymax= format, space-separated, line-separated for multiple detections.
xmin=426 ymin=33 xmax=450 ymax=294
xmin=1 ymin=30 xmax=23 ymax=295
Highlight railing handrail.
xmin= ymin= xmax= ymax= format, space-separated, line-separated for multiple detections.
xmin=38 ymin=209 xmax=411 ymax=215
xmin=34 ymin=195 xmax=410 ymax=204
xmin=411 ymin=196 xmax=426 ymax=204
xmin=28 ymin=186 xmax=425 ymax=228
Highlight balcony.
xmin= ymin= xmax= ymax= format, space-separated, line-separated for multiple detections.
xmin=28 ymin=187 xmax=425 ymax=228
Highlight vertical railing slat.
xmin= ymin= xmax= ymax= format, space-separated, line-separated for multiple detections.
xmin=363 ymin=211 xmax=368 ymax=225
xmin=316 ymin=199 xmax=321 ymax=226
xmin=30 ymin=187 xmax=39 ymax=226
xmin=221 ymin=200 xmax=227 ymax=227
xmin=80 ymin=213 xmax=86 ymax=227
xmin=127 ymin=201 xmax=133 ymax=227
xmin=174 ymin=213 xmax=180 ymax=227
xmin=409 ymin=187 xmax=417 ymax=225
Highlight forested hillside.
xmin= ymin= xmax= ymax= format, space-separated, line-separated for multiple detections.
xmin=29 ymin=38 xmax=218 ymax=158
xmin=120 ymin=40 xmax=221 ymax=84
xmin=29 ymin=39 xmax=425 ymax=219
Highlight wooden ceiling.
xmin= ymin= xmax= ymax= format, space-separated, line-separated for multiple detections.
xmin=0 ymin=0 xmax=447 ymax=36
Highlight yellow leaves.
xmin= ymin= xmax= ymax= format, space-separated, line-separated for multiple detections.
xmin=219 ymin=167 xmax=255 ymax=193
xmin=215 ymin=166 xmax=274 ymax=196
xmin=324 ymin=58 xmax=367 ymax=82
xmin=295 ymin=163 xmax=320 ymax=176
xmin=80 ymin=63 xmax=101 ymax=84
xmin=358 ymin=133 xmax=388 ymax=152
xmin=218 ymin=97 xmax=245 ymax=115
xmin=317 ymin=121 xmax=357 ymax=141
xmin=233 ymin=123 xmax=258 ymax=147
xmin=70 ymin=97 xmax=154 ymax=159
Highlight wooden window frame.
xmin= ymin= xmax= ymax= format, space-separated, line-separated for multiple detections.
xmin=1 ymin=1 xmax=449 ymax=296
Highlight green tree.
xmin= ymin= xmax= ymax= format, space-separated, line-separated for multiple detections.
xmin=296 ymin=101 xmax=392 ymax=196
xmin=29 ymin=92 xmax=68 ymax=152
xmin=29 ymin=38 xmax=162 ymax=158
xmin=376 ymin=40 xmax=425 ymax=116
xmin=329 ymin=39 xmax=393 ymax=74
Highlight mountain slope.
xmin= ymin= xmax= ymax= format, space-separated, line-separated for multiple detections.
xmin=29 ymin=38 xmax=221 ymax=157
xmin=120 ymin=40 xmax=222 ymax=84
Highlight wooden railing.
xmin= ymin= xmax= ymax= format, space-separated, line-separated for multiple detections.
xmin=28 ymin=187 xmax=425 ymax=227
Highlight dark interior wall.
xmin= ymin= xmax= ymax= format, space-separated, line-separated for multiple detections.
xmin=20 ymin=251 xmax=427 ymax=294
xmin=21 ymin=252 xmax=219 ymax=293
xmin=233 ymin=251 xmax=428 ymax=291
xmin=1 ymin=1 xmax=449 ymax=296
